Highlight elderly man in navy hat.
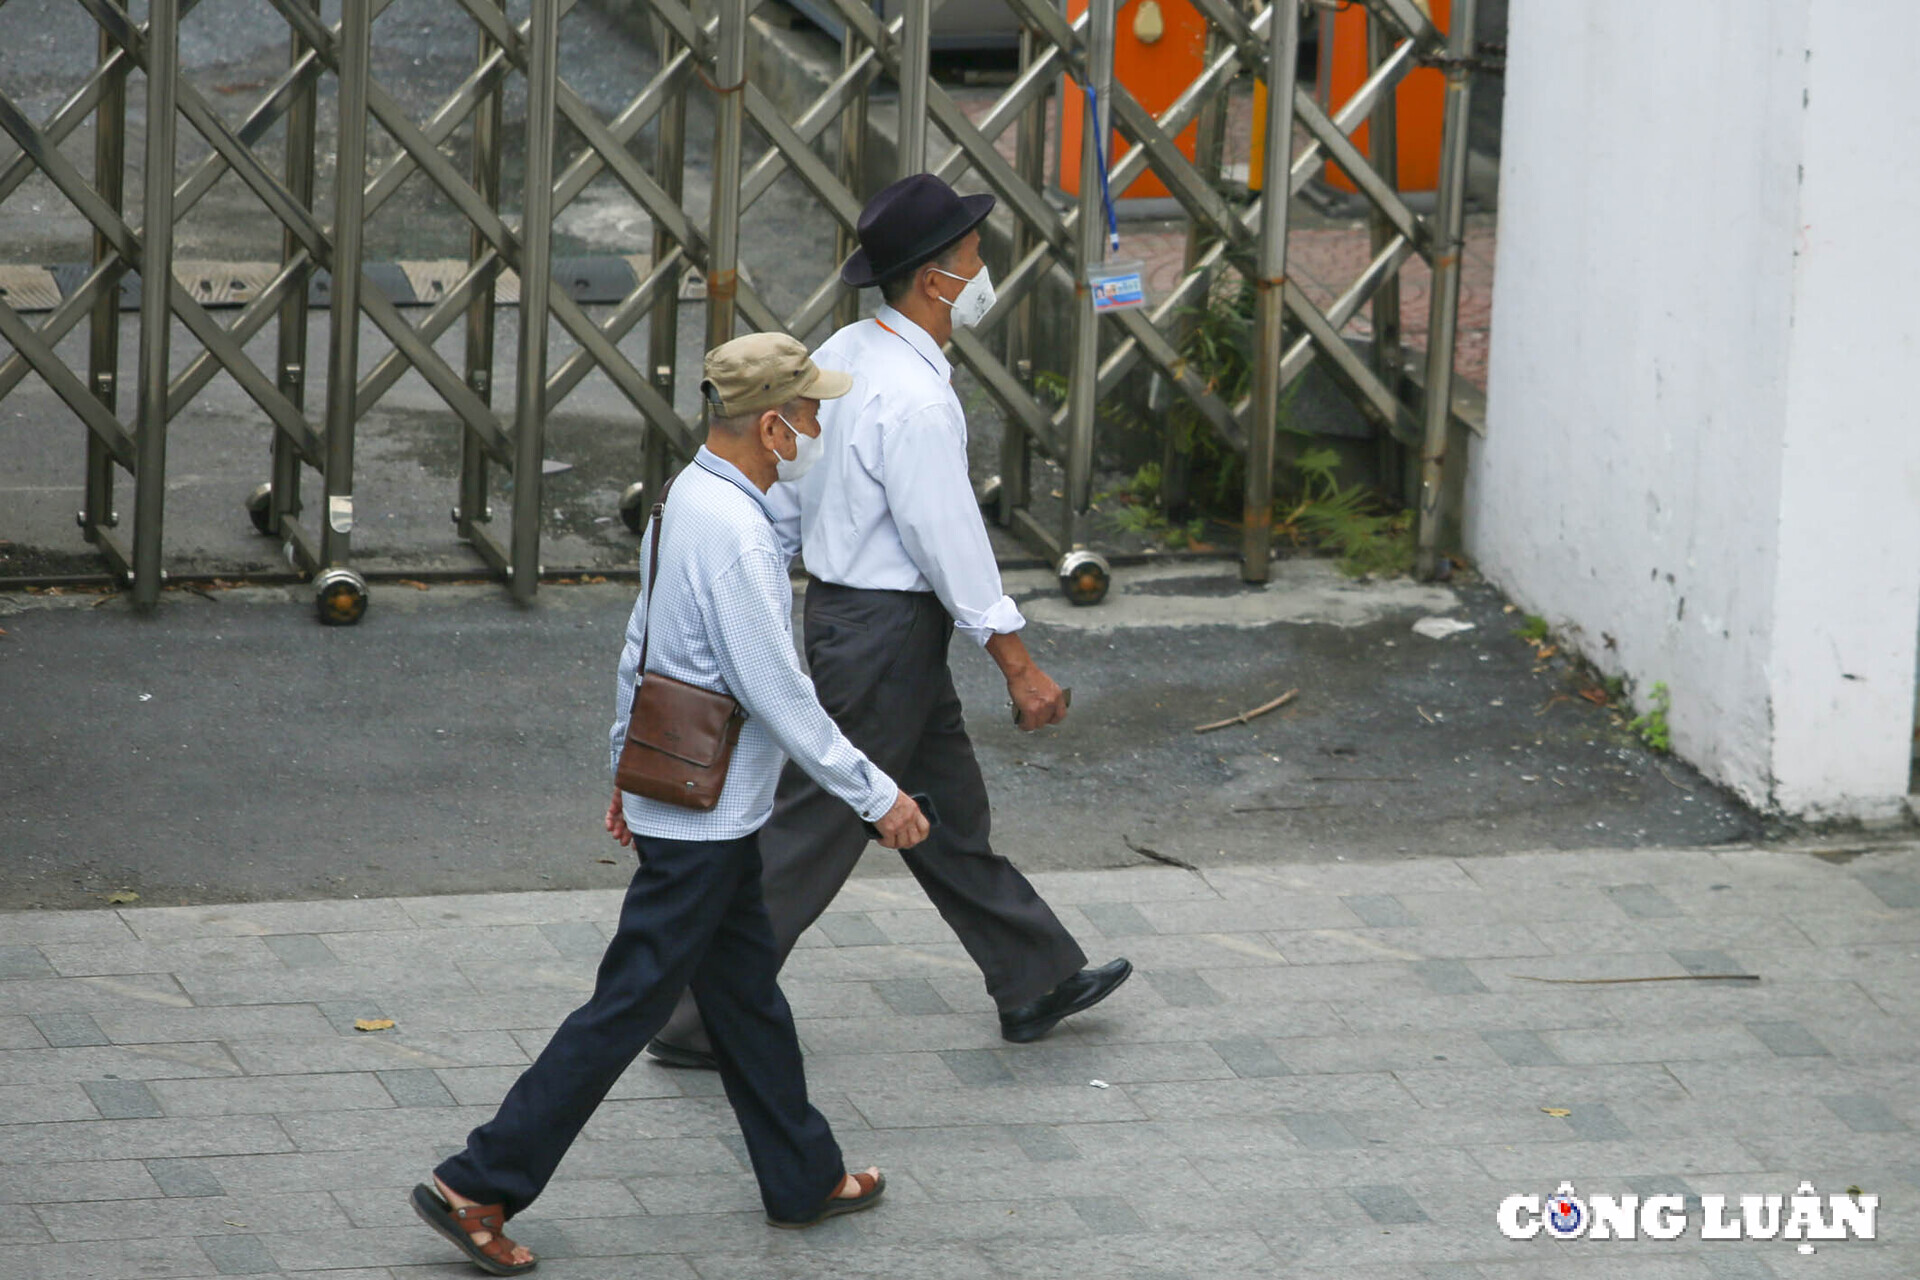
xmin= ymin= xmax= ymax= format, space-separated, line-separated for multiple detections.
xmin=649 ymin=173 xmax=1131 ymax=1070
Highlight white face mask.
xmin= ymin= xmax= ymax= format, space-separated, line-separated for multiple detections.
xmin=773 ymin=413 xmax=823 ymax=482
xmin=932 ymin=264 xmax=996 ymax=328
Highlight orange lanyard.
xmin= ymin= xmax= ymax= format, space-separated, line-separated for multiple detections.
xmin=875 ymin=317 xmax=944 ymax=380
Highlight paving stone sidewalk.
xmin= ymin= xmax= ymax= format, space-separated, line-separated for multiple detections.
xmin=2 ymin=843 xmax=1917 ymax=1280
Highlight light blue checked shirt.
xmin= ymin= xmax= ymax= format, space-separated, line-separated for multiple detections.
xmin=609 ymin=448 xmax=900 ymax=841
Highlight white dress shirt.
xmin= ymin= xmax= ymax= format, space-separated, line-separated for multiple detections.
xmin=776 ymin=305 xmax=1026 ymax=648
xmin=609 ymin=449 xmax=900 ymax=840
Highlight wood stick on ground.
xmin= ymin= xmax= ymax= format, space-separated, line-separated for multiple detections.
xmin=1514 ymin=973 xmax=1760 ymax=985
xmin=1122 ymin=834 xmax=1198 ymax=872
xmin=1193 ymin=688 xmax=1298 ymax=734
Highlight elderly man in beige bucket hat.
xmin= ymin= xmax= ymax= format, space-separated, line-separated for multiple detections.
xmin=411 ymin=332 xmax=928 ymax=1275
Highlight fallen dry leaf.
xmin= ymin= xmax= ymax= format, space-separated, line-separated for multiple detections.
xmin=596 ymin=858 xmax=617 ymax=865
xmin=1541 ymin=1107 xmax=1571 ymax=1118
xmin=353 ymin=1018 xmax=396 ymax=1032
xmin=1579 ymin=686 xmax=1610 ymax=706
xmin=105 ymin=889 xmax=140 ymax=904
xmin=396 ymin=579 xmax=430 ymax=591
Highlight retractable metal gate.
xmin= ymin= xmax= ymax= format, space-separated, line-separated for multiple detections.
xmin=0 ymin=0 xmax=1478 ymax=621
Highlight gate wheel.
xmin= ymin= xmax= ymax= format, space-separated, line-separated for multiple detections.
xmin=1058 ymin=550 xmax=1111 ymax=606
xmin=619 ymin=481 xmax=649 ymax=535
xmin=315 ymin=567 xmax=370 ymax=626
xmin=246 ymin=483 xmax=275 ymax=536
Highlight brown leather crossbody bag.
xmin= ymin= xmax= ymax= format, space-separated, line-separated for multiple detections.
xmin=614 ymin=484 xmax=747 ymax=810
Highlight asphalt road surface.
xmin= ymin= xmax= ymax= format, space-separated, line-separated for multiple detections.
xmin=1 ymin=561 xmax=1763 ymax=911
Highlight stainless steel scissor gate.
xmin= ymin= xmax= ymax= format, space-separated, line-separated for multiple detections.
xmin=0 ymin=0 xmax=1478 ymax=620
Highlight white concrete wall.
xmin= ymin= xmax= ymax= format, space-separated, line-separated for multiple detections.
xmin=1766 ymin=0 xmax=1920 ymax=818
xmin=1465 ymin=0 xmax=1920 ymax=816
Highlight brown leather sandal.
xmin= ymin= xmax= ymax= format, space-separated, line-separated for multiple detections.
xmin=411 ymin=1183 xmax=537 ymax=1275
xmin=766 ymin=1168 xmax=886 ymax=1229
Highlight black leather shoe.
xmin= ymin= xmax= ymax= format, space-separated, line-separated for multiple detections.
xmin=646 ymin=1037 xmax=718 ymax=1070
xmin=998 ymin=958 xmax=1133 ymax=1044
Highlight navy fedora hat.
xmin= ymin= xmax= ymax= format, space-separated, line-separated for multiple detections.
xmin=841 ymin=173 xmax=995 ymax=289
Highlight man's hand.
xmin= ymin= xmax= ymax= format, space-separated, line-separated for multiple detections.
xmin=604 ymin=789 xmax=634 ymax=849
xmin=872 ymin=788 xmax=931 ymax=850
xmin=986 ymin=631 xmax=1069 ymax=732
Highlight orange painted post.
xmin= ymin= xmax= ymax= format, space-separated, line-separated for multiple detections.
xmin=1058 ymin=0 xmax=1206 ymax=201
xmin=1250 ymin=0 xmax=1453 ymax=194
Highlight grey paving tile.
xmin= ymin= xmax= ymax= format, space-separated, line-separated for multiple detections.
xmin=0 ymin=1082 xmax=106 ymax=1123
xmin=1031 ymin=866 xmax=1225 ymax=903
xmin=146 ymin=1158 xmax=226 ymax=1198
xmin=97 ymin=1004 xmax=338 ymax=1045
xmin=174 ymin=964 xmax=475 ymax=1008
xmin=0 ymin=911 xmax=138 ymax=946
xmin=1079 ymin=902 xmax=1158 ymax=937
xmin=1479 ymin=1030 xmax=1564 ymax=1067
xmin=316 ymin=999 xmax=391 ymax=1036
xmin=1670 ymin=948 xmax=1746 ymax=977
xmin=80 ymin=1078 xmax=162 ymax=1119
xmin=199 ymin=1232 xmax=293 ymax=1275
xmin=1343 ymin=894 xmax=1418 ymax=927
xmin=1393 ymin=1062 xmax=1688 ymax=1111
xmin=328 ymin=925 xmax=567 ymax=970
xmin=1467 ymin=1134 xmax=1764 ymax=1182
xmin=122 ymin=898 xmax=417 ymax=941
xmin=939 ymin=1048 xmax=1014 ymax=1087
xmin=849 ymin=1083 xmax=1147 ymax=1129
xmin=1420 ymin=1267 xmax=1488 ymax=1280
xmin=796 ymin=1012 xmax=1011 ymax=1056
xmin=817 ymin=912 xmax=890 ymax=947
xmin=0 ymin=1161 xmax=160 ymax=1205
xmin=1560 ymin=1101 xmax=1632 ymax=1141
xmin=0 ymin=1014 xmax=48 ymax=1048
xmin=1283 ymin=1112 xmax=1359 ymax=1150
xmin=1210 ymin=1036 xmax=1291 ymax=1078
xmin=1822 ymin=1094 xmax=1907 ymax=1133
xmin=996 ymin=1041 xmax=1234 ymax=1086
xmin=871 ymin=977 xmax=953 ymax=1016
xmin=1745 ymin=1019 xmax=1831 ymax=1058
xmin=0 ymin=945 xmax=54 ymax=978
xmin=7 ymin=1236 xmax=217 ymax=1280
xmin=1144 ymin=969 xmax=1221 ymax=1007
xmin=4 ymin=1115 xmax=297 ymax=1164
xmin=376 ymin=1069 xmax=456 ymax=1108
xmin=1605 ymin=883 xmax=1685 ymax=919
xmin=1086 ymin=932 xmax=1285 ymax=969
xmin=1700 ymin=1257 xmax=1781 ymax=1279
xmin=1541 ymin=1024 xmax=1770 ymax=1065
xmin=1134 ymin=894 xmax=1363 ymax=933
xmin=1348 ymin=1184 xmax=1429 ymax=1224
xmin=1856 ymin=870 xmax=1920 ymax=910
xmin=149 ymin=1072 xmax=395 ymax=1117
xmin=0 ymin=973 xmax=192 ymax=1015
xmin=225 ymin=1029 xmax=530 ymax=1075
xmin=1010 ymin=1124 xmax=1081 ymax=1162
xmin=1070 ymin=1195 xmax=1149 ymax=1234
xmin=1410 ymin=960 xmax=1488 ymax=995
xmin=979 ymin=1228 xmax=1282 ymax=1280
xmin=537 ymin=921 xmax=608 ymax=960
xmin=261 ymin=933 xmax=342 ymax=969
xmin=0 ymin=1042 xmax=243 ymax=1085
xmin=31 ymin=1011 xmax=108 ymax=1047
xmin=1280 ymin=1030 xmax=1503 ymax=1075
xmin=38 ymin=937 xmax=287 ymax=978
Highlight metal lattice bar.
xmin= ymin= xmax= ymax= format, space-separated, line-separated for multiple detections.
xmin=0 ymin=0 xmax=1482 ymax=615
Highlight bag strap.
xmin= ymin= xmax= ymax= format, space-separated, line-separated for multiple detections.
xmin=637 ymin=476 xmax=676 ymax=677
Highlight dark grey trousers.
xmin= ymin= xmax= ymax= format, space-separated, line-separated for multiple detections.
xmin=660 ymin=582 xmax=1087 ymax=1054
